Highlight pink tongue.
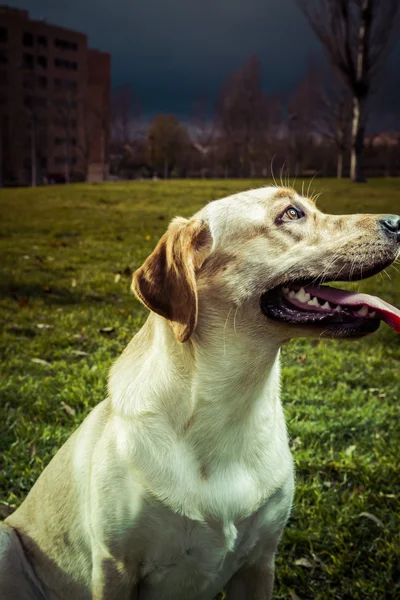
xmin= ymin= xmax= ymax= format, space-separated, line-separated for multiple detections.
xmin=300 ymin=285 xmax=400 ymax=333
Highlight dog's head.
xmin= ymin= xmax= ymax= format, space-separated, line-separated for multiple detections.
xmin=132 ymin=186 xmax=400 ymax=344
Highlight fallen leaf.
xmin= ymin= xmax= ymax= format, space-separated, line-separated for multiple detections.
xmin=114 ymin=273 xmax=121 ymax=283
xmin=61 ymin=401 xmax=76 ymax=417
xmin=18 ymin=299 xmax=29 ymax=308
xmin=36 ymin=323 xmax=53 ymax=330
xmin=289 ymin=589 xmax=302 ymax=600
xmin=99 ymin=327 xmax=115 ymax=334
xmin=295 ymin=557 xmax=315 ymax=569
xmin=29 ymin=443 xmax=36 ymax=458
xmin=71 ymin=278 xmax=77 ymax=287
xmin=31 ymin=358 xmax=51 ymax=366
xmin=42 ymin=285 xmax=51 ymax=293
xmin=23 ymin=254 xmax=30 ymax=260
xmin=145 ymin=234 xmax=151 ymax=240
xmin=70 ymin=350 xmax=90 ymax=357
xmin=358 ymin=512 xmax=385 ymax=529
xmin=290 ymin=437 xmax=302 ymax=449
xmin=345 ymin=444 xmax=356 ymax=456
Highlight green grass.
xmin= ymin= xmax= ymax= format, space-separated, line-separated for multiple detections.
xmin=1 ymin=179 xmax=399 ymax=599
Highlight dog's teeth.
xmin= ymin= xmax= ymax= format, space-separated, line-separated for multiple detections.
xmin=321 ymin=302 xmax=331 ymax=311
xmin=295 ymin=287 xmax=311 ymax=303
xmin=307 ymin=296 xmax=320 ymax=307
xmin=356 ymin=305 xmax=369 ymax=317
xmin=288 ymin=290 xmax=296 ymax=298
xmin=333 ymin=306 xmax=342 ymax=312
xmin=282 ymin=287 xmax=289 ymax=294
xmin=369 ymin=310 xmax=376 ymax=318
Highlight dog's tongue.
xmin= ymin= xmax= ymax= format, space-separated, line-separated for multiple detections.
xmin=305 ymin=285 xmax=400 ymax=333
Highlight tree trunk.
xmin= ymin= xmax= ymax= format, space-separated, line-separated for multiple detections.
xmin=337 ymin=149 xmax=344 ymax=179
xmin=350 ymin=96 xmax=366 ymax=183
xmin=30 ymin=117 xmax=37 ymax=187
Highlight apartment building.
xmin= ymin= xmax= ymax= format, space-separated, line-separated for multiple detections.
xmin=0 ymin=5 xmax=111 ymax=184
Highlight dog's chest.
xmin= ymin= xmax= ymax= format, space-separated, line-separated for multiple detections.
xmin=134 ymin=480 xmax=293 ymax=600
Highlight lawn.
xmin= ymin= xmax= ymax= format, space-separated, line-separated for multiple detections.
xmin=0 ymin=179 xmax=399 ymax=599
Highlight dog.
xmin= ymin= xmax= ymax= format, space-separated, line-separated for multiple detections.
xmin=1 ymin=186 xmax=399 ymax=600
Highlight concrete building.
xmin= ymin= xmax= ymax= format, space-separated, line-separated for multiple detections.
xmin=0 ymin=5 xmax=110 ymax=185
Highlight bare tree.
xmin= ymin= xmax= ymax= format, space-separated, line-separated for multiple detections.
xmin=286 ymin=63 xmax=321 ymax=176
xmin=296 ymin=0 xmax=400 ymax=182
xmin=112 ymin=84 xmax=140 ymax=145
xmin=314 ymin=65 xmax=353 ymax=178
xmin=216 ymin=56 xmax=280 ymax=177
xmin=190 ymin=94 xmax=215 ymax=177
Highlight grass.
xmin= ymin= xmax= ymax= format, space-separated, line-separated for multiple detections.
xmin=0 ymin=178 xmax=399 ymax=599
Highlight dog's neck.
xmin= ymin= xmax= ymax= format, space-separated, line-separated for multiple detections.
xmin=110 ymin=311 xmax=281 ymax=421
xmin=109 ymin=312 xmax=289 ymax=520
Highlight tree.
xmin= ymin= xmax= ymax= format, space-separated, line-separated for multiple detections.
xmin=296 ymin=0 xmax=400 ymax=182
xmin=190 ymin=94 xmax=215 ymax=178
xmin=286 ymin=63 xmax=321 ymax=177
xmin=147 ymin=114 xmax=189 ymax=178
xmin=110 ymin=84 xmax=142 ymax=178
xmin=314 ymin=65 xmax=353 ymax=178
xmin=216 ymin=56 xmax=279 ymax=177
xmin=111 ymin=84 xmax=140 ymax=145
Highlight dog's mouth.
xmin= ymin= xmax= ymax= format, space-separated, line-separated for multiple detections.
xmin=261 ymin=273 xmax=400 ymax=338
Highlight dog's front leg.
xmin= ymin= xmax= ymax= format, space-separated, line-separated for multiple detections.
xmin=226 ymin=538 xmax=279 ymax=600
xmin=225 ymin=559 xmax=275 ymax=600
xmin=91 ymin=555 xmax=138 ymax=600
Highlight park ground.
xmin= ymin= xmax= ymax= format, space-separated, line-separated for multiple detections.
xmin=0 ymin=179 xmax=399 ymax=599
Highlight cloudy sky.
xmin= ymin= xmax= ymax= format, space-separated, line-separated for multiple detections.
xmin=6 ymin=0 xmax=400 ymax=121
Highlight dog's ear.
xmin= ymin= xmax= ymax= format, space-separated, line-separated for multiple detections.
xmin=132 ymin=217 xmax=212 ymax=343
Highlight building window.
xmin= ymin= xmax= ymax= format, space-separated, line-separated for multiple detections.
xmin=56 ymin=137 xmax=78 ymax=147
xmin=37 ymin=55 xmax=47 ymax=69
xmin=23 ymin=95 xmax=33 ymax=108
xmin=54 ymin=58 xmax=78 ymax=71
xmin=23 ymin=53 xmax=34 ymax=69
xmin=0 ymin=49 xmax=8 ymax=64
xmin=23 ymin=73 xmax=34 ymax=89
xmin=24 ymin=95 xmax=47 ymax=109
xmin=54 ymin=38 xmax=78 ymax=51
xmin=23 ymin=32 xmax=34 ymax=46
xmin=55 ymin=156 xmax=77 ymax=165
xmin=37 ymin=35 xmax=47 ymax=48
xmin=54 ymin=78 xmax=78 ymax=91
xmin=38 ymin=76 xmax=47 ymax=89
xmin=0 ymin=27 xmax=7 ymax=43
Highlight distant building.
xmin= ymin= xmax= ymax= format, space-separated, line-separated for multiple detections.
xmin=0 ymin=5 xmax=111 ymax=185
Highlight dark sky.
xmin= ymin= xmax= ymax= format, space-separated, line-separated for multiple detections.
xmin=5 ymin=0 xmax=400 ymax=121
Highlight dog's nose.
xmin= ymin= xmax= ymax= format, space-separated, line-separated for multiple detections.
xmin=380 ymin=214 xmax=400 ymax=239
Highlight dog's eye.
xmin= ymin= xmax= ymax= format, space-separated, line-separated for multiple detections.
xmin=283 ymin=207 xmax=302 ymax=221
